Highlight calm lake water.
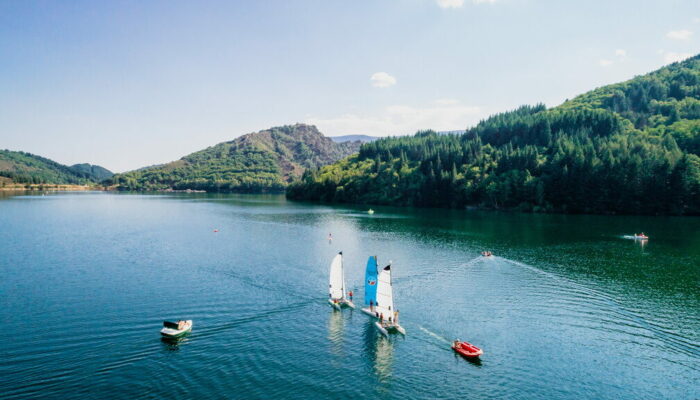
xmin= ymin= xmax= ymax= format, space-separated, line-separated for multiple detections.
xmin=0 ymin=192 xmax=698 ymax=399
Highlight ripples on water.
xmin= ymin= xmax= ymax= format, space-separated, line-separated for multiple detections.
xmin=0 ymin=193 xmax=698 ymax=399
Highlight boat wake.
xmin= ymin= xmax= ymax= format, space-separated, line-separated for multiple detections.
xmin=418 ymin=326 xmax=450 ymax=343
xmin=500 ymin=258 xmax=700 ymax=364
xmin=397 ymin=256 xmax=483 ymax=284
xmin=197 ymin=300 xmax=314 ymax=338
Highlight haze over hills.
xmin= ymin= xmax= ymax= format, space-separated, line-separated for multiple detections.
xmin=329 ymin=131 xmax=464 ymax=143
xmin=109 ymin=124 xmax=361 ymax=192
xmin=330 ymin=135 xmax=380 ymax=143
xmin=288 ymin=55 xmax=700 ymax=215
xmin=0 ymin=150 xmax=113 ymax=186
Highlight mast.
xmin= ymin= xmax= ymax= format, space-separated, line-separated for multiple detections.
xmin=340 ymin=252 xmax=346 ymax=299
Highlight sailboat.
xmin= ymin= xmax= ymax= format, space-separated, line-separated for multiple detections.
xmin=361 ymin=256 xmax=379 ymax=317
xmin=361 ymin=257 xmax=405 ymax=336
xmin=328 ymin=252 xmax=355 ymax=310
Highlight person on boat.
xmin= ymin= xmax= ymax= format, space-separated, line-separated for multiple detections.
xmin=348 ymin=290 xmax=353 ymax=300
xmin=394 ymin=311 xmax=399 ymax=324
xmin=369 ymin=299 xmax=374 ymax=312
xmin=453 ymin=340 xmax=461 ymax=349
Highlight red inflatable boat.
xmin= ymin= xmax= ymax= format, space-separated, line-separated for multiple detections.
xmin=452 ymin=341 xmax=483 ymax=358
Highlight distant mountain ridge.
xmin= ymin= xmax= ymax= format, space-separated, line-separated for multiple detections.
xmin=330 ymin=132 xmax=463 ymax=143
xmin=0 ymin=150 xmax=112 ymax=185
xmin=331 ymin=135 xmax=380 ymax=143
xmin=110 ymin=124 xmax=361 ymax=192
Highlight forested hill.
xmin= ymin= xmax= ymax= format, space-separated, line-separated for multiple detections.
xmin=110 ymin=124 xmax=362 ymax=192
xmin=0 ymin=150 xmax=112 ymax=185
xmin=287 ymin=56 xmax=700 ymax=215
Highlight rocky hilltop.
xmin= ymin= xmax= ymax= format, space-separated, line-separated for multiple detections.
xmin=111 ymin=124 xmax=361 ymax=192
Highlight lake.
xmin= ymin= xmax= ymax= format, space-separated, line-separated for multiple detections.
xmin=0 ymin=192 xmax=698 ymax=399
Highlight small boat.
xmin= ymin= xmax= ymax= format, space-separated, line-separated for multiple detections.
xmin=367 ymin=209 xmax=375 ymax=215
xmin=452 ymin=340 xmax=483 ymax=358
xmin=160 ymin=320 xmax=193 ymax=338
xmin=328 ymin=252 xmax=355 ymax=309
xmin=481 ymin=251 xmax=493 ymax=257
xmin=213 ymin=229 xmax=219 ymax=233
xmin=624 ymin=233 xmax=648 ymax=240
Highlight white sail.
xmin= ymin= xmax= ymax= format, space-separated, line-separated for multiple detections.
xmin=329 ymin=253 xmax=344 ymax=300
xmin=375 ymin=264 xmax=394 ymax=321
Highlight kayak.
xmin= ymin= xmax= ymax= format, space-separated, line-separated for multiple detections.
xmin=452 ymin=341 xmax=483 ymax=358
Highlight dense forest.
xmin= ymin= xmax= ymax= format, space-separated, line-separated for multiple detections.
xmin=109 ymin=124 xmax=361 ymax=192
xmin=0 ymin=150 xmax=112 ymax=185
xmin=287 ymin=55 xmax=700 ymax=215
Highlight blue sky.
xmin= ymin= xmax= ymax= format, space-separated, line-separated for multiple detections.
xmin=1 ymin=0 xmax=699 ymax=172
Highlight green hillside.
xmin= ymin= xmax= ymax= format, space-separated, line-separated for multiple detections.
xmin=0 ymin=150 xmax=112 ymax=185
xmin=69 ymin=163 xmax=114 ymax=181
xmin=110 ymin=124 xmax=361 ymax=192
xmin=287 ymin=56 xmax=700 ymax=215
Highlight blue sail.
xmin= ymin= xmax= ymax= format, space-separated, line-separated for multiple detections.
xmin=364 ymin=256 xmax=378 ymax=305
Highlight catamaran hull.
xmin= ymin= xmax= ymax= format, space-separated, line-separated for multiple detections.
xmin=374 ymin=321 xmax=406 ymax=336
xmin=361 ymin=307 xmax=379 ymax=318
xmin=329 ymin=299 xmax=356 ymax=310
xmin=374 ymin=321 xmax=389 ymax=337
xmin=329 ymin=299 xmax=342 ymax=310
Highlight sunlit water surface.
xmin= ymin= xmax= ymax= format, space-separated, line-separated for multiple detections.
xmin=0 ymin=192 xmax=698 ymax=399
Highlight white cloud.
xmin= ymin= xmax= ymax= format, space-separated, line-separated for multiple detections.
xmin=306 ymin=100 xmax=483 ymax=136
xmin=693 ymin=17 xmax=700 ymax=24
xmin=599 ymin=49 xmax=627 ymax=67
xmin=663 ymin=51 xmax=693 ymax=64
xmin=666 ymin=29 xmax=693 ymax=40
xmin=370 ymin=72 xmax=397 ymax=88
xmin=472 ymin=0 xmax=497 ymax=3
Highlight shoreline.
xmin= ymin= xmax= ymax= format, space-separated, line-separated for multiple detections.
xmin=0 ymin=184 xmax=103 ymax=192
